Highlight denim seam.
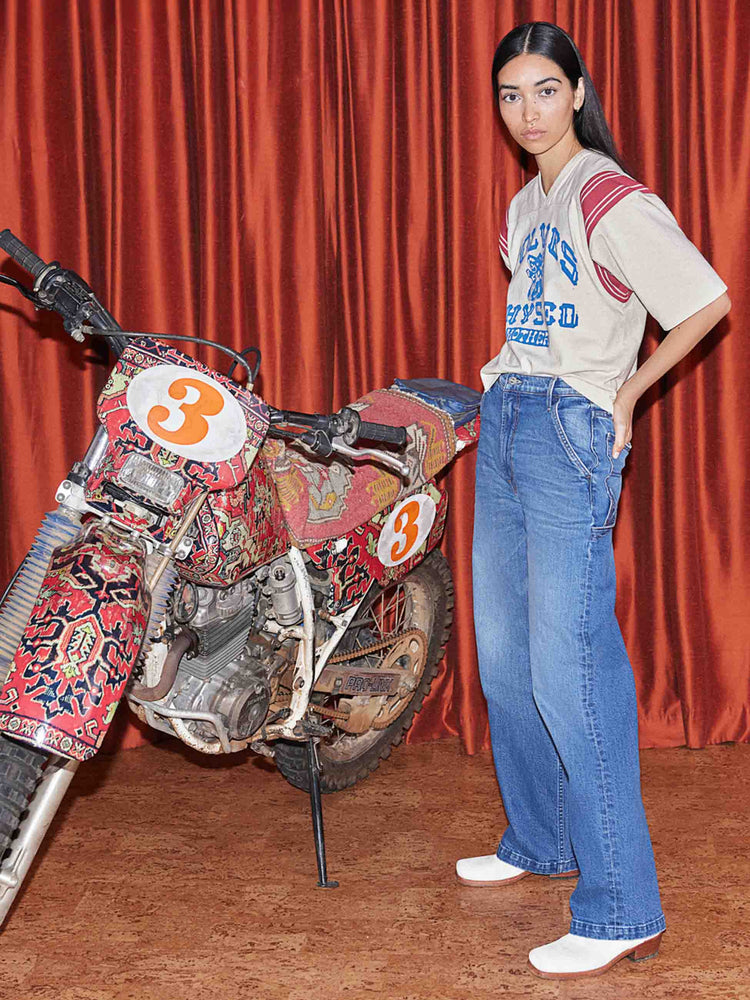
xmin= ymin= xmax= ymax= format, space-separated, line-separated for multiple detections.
xmin=551 ymin=400 xmax=592 ymax=479
xmin=601 ymin=432 xmax=618 ymax=529
xmin=499 ymin=390 xmax=509 ymax=485
xmin=587 ymin=407 xmax=597 ymax=515
xmin=569 ymin=914 xmax=667 ymax=939
xmin=496 ymin=844 xmax=577 ymax=875
xmin=579 ymin=529 xmax=623 ymax=930
xmin=506 ymin=394 xmax=522 ymax=495
xmin=557 ymin=758 xmax=567 ymax=864
xmin=591 ymin=415 xmax=618 ymax=531
xmin=593 ymin=431 xmax=632 ymax=532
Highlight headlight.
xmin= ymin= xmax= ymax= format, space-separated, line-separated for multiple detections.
xmin=118 ymin=453 xmax=184 ymax=507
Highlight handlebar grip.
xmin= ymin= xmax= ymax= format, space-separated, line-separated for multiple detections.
xmin=357 ymin=421 xmax=408 ymax=447
xmin=0 ymin=230 xmax=48 ymax=278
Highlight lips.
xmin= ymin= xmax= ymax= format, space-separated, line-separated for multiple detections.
xmin=522 ymin=129 xmax=545 ymax=139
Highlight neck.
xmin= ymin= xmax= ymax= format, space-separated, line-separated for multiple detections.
xmin=536 ymin=133 xmax=584 ymax=195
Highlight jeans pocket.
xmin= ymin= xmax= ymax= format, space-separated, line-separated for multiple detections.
xmin=551 ymin=397 xmax=595 ymax=478
xmin=593 ymin=431 xmax=631 ymax=530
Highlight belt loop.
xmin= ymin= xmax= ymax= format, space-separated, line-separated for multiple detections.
xmin=546 ymin=376 xmax=557 ymax=411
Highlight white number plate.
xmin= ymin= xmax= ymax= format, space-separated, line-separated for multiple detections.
xmin=126 ymin=365 xmax=247 ymax=462
xmin=377 ymin=494 xmax=436 ymax=567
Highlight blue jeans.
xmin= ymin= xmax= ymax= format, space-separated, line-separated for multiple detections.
xmin=472 ymin=372 xmax=667 ymax=941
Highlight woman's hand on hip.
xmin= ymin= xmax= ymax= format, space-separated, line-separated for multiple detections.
xmin=612 ymin=386 xmax=636 ymax=458
xmin=609 ymin=292 xmax=732 ymax=461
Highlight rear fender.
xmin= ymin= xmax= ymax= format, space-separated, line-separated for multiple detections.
xmin=0 ymin=522 xmax=150 ymax=761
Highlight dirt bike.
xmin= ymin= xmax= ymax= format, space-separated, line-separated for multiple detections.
xmin=0 ymin=230 xmax=479 ymax=924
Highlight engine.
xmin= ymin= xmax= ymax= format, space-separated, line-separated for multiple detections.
xmin=150 ymin=556 xmax=328 ymax=745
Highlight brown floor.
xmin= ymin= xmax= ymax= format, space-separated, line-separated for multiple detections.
xmin=0 ymin=737 xmax=748 ymax=1000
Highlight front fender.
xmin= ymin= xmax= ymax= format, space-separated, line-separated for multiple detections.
xmin=0 ymin=521 xmax=150 ymax=761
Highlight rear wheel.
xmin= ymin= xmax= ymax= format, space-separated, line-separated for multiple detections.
xmin=274 ymin=548 xmax=454 ymax=792
xmin=0 ymin=734 xmax=47 ymax=859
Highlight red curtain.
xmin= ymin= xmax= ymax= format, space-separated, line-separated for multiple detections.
xmin=0 ymin=0 xmax=746 ymax=753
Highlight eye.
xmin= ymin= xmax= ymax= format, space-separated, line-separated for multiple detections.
xmin=539 ymin=87 xmax=558 ymax=97
xmin=501 ymin=92 xmax=520 ymax=103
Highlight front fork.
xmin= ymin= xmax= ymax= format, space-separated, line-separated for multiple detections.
xmin=0 ymin=756 xmax=78 ymax=927
xmin=0 ymin=429 xmax=206 ymax=926
xmin=0 ymin=427 xmax=106 ymax=928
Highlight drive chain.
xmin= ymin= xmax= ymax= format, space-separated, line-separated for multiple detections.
xmin=326 ymin=627 xmax=425 ymax=665
xmin=311 ymin=628 xmax=427 ymax=721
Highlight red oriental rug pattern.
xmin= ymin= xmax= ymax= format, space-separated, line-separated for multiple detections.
xmin=0 ymin=523 xmax=150 ymax=762
xmin=262 ymin=388 xmax=456 ymax=547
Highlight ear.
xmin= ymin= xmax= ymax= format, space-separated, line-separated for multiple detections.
xmin=574 ymin=77 xmax=585 ymax=112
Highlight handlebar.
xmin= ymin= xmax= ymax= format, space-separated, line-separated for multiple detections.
xmin=0 ymin=230 xmax=260 ymax=380
xmin=0 ymin=234 xmax=409 ymax=454
xmin=356 ymin=420 xmax=407 ymax=447
xmin=269 ymin=406 xmax=408 ymax=451
xmin=0 ymin=228 xmax=127 ymax=355
xmin=0 ymin=229 xmax=48 ymax=278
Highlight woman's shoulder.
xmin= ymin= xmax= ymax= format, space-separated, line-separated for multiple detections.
xmin=573 ymin=148 xmax=636 ymax=182
xmin=573 ymin=151 xmax=655 ymax=242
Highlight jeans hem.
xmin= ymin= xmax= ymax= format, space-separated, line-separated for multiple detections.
xmin=496 ymin=844 xmax=578 ymax=875
xmin=568 ymin=914 xmax=667 ymax=940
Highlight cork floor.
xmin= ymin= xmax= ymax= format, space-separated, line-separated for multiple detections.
xmin=0 ymin=737 xmax=747 ymax=1000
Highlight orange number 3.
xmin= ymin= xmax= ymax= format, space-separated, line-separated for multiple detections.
xmin=147 ymin=377 xmax=225 ymax=446
xmin=390 ymin=500 xmax=421 ymax=562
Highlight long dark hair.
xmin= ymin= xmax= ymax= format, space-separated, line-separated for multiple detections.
xmin=491 ymin=22 xmax=625 ymax=171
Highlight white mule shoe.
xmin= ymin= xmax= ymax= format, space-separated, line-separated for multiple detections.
xmin=528 ymin=930 xmax=665 ymax=979
xmin=455 ymin=854 xmax=579 ymax=886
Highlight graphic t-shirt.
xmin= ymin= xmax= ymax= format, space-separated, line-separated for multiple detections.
xmin=481 ymin=148 xmax=728 ymax=412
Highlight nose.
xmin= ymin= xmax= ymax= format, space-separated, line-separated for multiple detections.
xmin=522 ymin=99 xmax=538 ymax=123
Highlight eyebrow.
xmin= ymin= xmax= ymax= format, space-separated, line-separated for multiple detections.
xmin=498 ymin=77 xmax=562 ymax=90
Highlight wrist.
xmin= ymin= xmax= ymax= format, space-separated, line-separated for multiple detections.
xmin=616 ymin=379 xmax=640 ymax=408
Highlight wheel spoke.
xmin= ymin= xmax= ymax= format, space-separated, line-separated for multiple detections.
xmin=273 ymin=552 xmax=452 ymax=790
xmin=368 ymin=583 xmax=408 ymax=639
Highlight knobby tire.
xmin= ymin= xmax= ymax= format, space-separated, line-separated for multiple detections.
xmin=274 ymin=548 xmax=454 ymax=793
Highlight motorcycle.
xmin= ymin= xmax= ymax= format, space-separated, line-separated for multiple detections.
xmin=0 ymin=230 xmax=479 ymax=923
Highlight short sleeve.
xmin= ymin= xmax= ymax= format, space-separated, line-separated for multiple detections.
xmin=587 ymin=187 xmax=727 ymax=331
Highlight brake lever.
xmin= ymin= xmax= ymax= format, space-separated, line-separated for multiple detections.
xmin=330 ymin=437 xmax=411 ymax=479
xmin=269 ymin=424 xmax=411 ymax=477
xmin=0 ymin=273 xmax=39 ymax=303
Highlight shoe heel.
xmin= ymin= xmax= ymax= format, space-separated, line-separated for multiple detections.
xmin=627 ymin=932 xmax=664 ymax=963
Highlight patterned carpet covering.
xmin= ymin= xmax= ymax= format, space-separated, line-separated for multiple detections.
xmin=261 ymin=388 xmax=458 ymax=547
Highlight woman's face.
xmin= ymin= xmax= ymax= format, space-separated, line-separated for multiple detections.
xmin=496 ymin=53 xmax=584 ymax=156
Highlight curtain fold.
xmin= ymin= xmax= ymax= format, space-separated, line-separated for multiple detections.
xmin=0 ymin=0 xmax=746 ymax=753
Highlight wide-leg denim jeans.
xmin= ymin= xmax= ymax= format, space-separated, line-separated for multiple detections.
xmin=472 ymin=372 xmax=667 ymax=941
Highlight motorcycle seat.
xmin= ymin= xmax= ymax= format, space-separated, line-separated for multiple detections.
xmin=391 ymin=378 xmax=481 ymax=427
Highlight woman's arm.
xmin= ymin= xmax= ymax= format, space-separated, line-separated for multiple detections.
xmin=612 ymin=291 xmax=731 ymax=457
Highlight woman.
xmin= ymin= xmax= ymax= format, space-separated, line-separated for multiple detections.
xmin=456 ymin=22 xmax=730 ymax=980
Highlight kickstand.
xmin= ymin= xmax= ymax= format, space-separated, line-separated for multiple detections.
xmin=306 ymin=738 xmax=339 ymax=888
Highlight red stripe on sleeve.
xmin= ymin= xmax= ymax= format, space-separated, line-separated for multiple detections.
xmin=581 ymin=170 xmax=649 ymax=301
xmin=594 ymin=262 xmax=632 ymax=303
xmin=580 ymin=171 xmax=649 ymax=241
xmin=499 ymin=210 xmax=509 ymax=256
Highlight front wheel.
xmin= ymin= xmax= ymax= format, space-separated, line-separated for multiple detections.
xmin=0 ymin=734 xmax=47 ymax=859
xmin=274 ymin=547 xmax=454 ymax=792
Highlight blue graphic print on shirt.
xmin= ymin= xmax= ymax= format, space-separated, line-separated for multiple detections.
xmin=526 ymin=252 xmax=545 ymax=301
xmin=507 ymin=223 xmax=579 ymax=347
